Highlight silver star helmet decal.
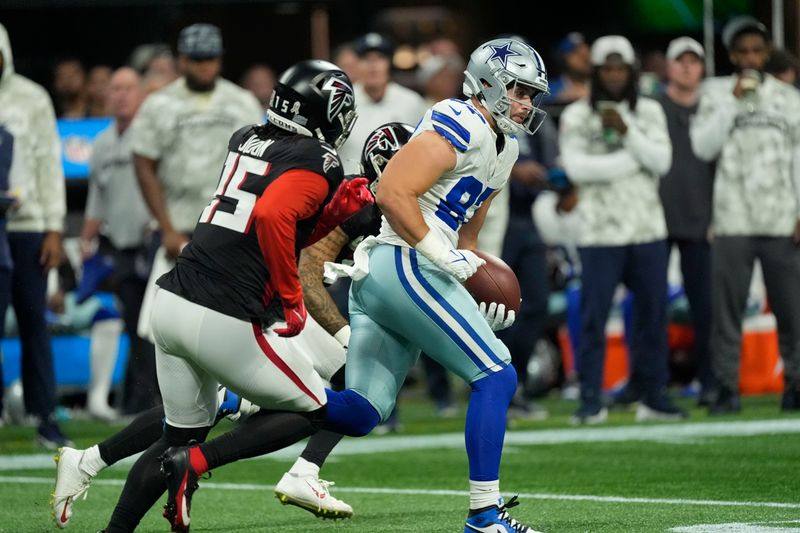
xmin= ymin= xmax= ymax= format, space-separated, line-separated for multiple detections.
xmin=485 ymin=41 xmax=522 ymax=69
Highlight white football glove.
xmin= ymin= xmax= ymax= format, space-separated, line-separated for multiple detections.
xmin=415 ymin=231 xmax=485 ymax=282
xmin=479 ymin=301 xmax=516 ymax=331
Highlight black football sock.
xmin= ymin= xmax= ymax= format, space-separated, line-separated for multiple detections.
xmin=299 ymin=429 xmax=345 ymax=468
xmin=98 ymin=405 xmax=164 ymax=466
xmin=329 ymin=365 xmax=345 ymax=391
xmin=104 ymin=424 xmax=210 ymax=533
xmin=297 ymin=366 xmax=347 ymax=468
xmin=198 ymin=408 xmax=325 ymax=471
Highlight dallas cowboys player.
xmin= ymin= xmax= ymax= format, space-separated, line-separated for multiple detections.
xmin=322 ymin=38 xmax=550 ymax=532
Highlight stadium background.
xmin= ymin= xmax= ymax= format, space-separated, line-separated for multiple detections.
xmin=2 ymin=0 xmax=795 ymax=225
xmin=2 ymin=0 xmax=794 ymax=86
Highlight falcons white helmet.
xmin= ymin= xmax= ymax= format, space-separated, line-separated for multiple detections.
xmin=463 ymin=38 xmax=549 ymax=135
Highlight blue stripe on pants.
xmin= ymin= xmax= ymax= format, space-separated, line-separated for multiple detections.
xmin=344 ymin=244 xmax=510 ymax=419
xmin=407 ymin=249 xmax=505 ymax=369
xmin=394 ymin=247 xmax=502 ymax=374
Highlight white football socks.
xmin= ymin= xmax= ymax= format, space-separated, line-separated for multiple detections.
xmin=78 ymin=445 xmax=108 ymax=478
xmin=288 ymin=456 xmax=320 ymax=478
xmin=87 ymin=319 xmax=123 ymax=419
xmin=470 ymin=479 xmax=501 ymax=511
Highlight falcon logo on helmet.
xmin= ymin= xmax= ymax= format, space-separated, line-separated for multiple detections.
xmin=322 ymin=77 xmax=355 ymax=124
xmin=360 ymin=122 xmax=415 ymax=193
xmin=365 ymin=126 xmax=402 ymax=158
xmin=266 ymin=60 xmax=358 ymax=149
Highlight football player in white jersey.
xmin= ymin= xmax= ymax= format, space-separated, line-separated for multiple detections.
xmin=321 ymin=38 xmax=550 ymax=533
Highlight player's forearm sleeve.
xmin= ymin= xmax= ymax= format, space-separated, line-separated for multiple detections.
xmin=254 ymin=169 xmax=329 ymax=308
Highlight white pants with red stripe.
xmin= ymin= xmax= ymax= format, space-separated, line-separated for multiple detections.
xmin=151 ymin=287 xmax=331 ymax=428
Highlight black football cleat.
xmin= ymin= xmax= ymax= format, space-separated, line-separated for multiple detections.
xmin=159 ymin=447 xmax=201 ymax=533
xmin=709 ymin=386 xmax=741 ymax=415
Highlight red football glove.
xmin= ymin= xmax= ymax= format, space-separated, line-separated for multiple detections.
xmin=274 ymin=301 xmax=308 ymax=338
xmin=306 ymin=177 xmax=374 ymax=246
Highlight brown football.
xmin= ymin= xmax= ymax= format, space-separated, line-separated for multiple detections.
xmin=464 ymin=250 xmax=521 ymax=314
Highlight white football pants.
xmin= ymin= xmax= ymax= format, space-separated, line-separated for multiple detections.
xmin=151 ymin=288 xmax=342 ymax=428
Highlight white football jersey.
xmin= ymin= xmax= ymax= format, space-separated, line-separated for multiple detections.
xmin=377 ymin=98 xmax=519 ymax=248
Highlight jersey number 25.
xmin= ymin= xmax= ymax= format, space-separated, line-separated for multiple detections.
xmin=200 ymin=152 xmax=270 ymax=233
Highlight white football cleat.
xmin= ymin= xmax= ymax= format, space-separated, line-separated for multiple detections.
xmin=274 ymin=472 xmax=353 ymax=520
xmin=52 ymin=447 xmax=93 ymax=528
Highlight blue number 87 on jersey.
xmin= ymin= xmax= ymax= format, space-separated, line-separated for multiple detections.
xmin=435 ymin=175 xmax=495 ymax=231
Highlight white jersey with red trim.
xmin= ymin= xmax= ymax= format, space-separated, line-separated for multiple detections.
xmin=376 ymin=98 xmax=518 ymax=248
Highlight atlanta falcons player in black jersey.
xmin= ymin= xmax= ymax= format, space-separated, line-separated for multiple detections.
xmin=90 ymin=59 xmax=373 ymax=533
xmin=51 ymin=120 xmax=412 ymax=530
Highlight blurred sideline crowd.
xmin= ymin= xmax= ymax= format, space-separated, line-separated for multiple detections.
xmin=1 ymin=14 xmax=799 ymax=448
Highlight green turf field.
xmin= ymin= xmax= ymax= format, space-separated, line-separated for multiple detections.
xmin=1 ymin=394 xmax=800 ymax=532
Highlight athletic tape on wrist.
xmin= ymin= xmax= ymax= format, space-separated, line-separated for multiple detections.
xmin=415 ymin=230 xmax=449 ymax=262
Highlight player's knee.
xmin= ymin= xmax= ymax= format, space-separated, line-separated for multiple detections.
xmin=471 ymin=363 xmax=517 ymax=402
xmin=163 ymin=423 xmax=212 ymax=447
xmin=324 ymin=389 xmax=381 ymax=437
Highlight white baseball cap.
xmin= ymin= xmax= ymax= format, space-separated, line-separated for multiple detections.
xmin=666 ymin=37 xmax=704 ymax=61
xmin=721 ymin=16 xmax=768 ymax=50
xmin=591 ymin=35 xmax=635 ymax=66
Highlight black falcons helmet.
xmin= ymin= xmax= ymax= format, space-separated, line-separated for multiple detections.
xmin=360 ymin=122 xmax=415 ymax=192
xmin=267 ymin=59 xmax=357 ymax=149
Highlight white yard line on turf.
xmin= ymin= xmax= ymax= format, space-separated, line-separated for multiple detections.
xmin=2 ymin=475 xmax=800 ymax=510
xmin=3 ymin=418 xmax=800 ymax=471
xmin=670 ymin=520 xmax=800 ymax=532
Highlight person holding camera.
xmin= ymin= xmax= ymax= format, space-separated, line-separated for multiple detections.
xmin=690 ymin=16 xmax=800 ymax=414
xmin=560 ymin=35 xmax=682 ymax=424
